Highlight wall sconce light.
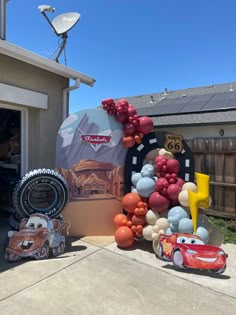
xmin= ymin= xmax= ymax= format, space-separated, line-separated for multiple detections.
xmin=219 ymin=129 xmax=224 ymax=136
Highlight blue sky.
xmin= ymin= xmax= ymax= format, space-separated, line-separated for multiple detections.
xmin=6 ymin=0 xmax=236 ymax=113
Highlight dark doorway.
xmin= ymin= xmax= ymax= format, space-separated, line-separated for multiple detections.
xmin=0 ymin=108 xmax=21 ymax=212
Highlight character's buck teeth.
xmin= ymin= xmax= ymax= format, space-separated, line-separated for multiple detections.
xmin=20 ymin=240 xmax=34 ymax=250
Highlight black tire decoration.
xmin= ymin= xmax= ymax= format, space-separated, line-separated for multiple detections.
xmin=9 ymin=213 xmax=20 ymax=231
xmin=12 ymin=168 xmax=69 ymax=219
xmin=124 ymin=131 xmax=195 ymax=194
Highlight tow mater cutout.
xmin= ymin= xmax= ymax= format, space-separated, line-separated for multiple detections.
xmin=154 ymin=233 xmax=227 ymax=274
xmin=5 ymin=213 xmax=69 ymax=262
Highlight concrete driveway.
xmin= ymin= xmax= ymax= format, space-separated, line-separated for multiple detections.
xmin=0 ymin=218 xmax=236 ymax=315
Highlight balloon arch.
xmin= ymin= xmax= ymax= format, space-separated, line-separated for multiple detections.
xmin=102 ymin=98 xmax=224 ymax=252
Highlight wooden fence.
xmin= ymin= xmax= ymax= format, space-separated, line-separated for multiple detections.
xmin=185 ymin=138 xmax=236 ymax=219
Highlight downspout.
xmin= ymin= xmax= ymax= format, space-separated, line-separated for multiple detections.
xmin=0 ymin=0 xmax=8 ymax=40
xmin=62 ymin=78 xmax=80 ymax=121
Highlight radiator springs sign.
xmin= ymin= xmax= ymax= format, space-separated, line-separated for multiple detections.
xmin=81 ymin=135 xmax=111 ymax=144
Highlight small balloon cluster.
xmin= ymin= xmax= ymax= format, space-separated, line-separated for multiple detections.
xmin=149 ymin=153 xmax=185 ymax=213
xmin=166 ymin=205 xmax=211 ymax=243
xmin=113 ymin=194 xmax=147 ymax=248
xmin=102 ymin=98 xmax=154 ymax=148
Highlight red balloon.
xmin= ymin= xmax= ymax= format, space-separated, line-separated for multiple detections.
xmin=122 ymin=193 xmax=142 ymax=213
xmin=155 ymin=178 xmax=169 ymax=193
xmin=137 ymin=116 xmax=154 ymax=135
xmin=149 ymin=192 xmax=170 ymax=213
xmin=115 ymin=226 xmax=135 ymax=248
xmin=102 ymin=98 xmax=115 ymax=106
xmin=131 ymin=214 xmax=146 ymax=226
xmin=114 ymin=214 xmax=128 ymax=227
xmin=128 ymin=104 xmax=137 ymax=116
xmin=167 ymin=184 xmax=181 ymax=201
xmin=167 ymin=159 xmax=180 ymax=174
xmin=155 ymin=155 xmax=168 ymax=164
xmin=116 ymin=99 xmax=129 ymax=107
xmin=123 ymin=122 xmax=136 ymax=135
xmin=155 ymin=155 xmax=168 ymax=172
xmin=115 ymin=112 xmax=128 ymax=123
xmin=176 ymin=177 xmax=185 ymax=188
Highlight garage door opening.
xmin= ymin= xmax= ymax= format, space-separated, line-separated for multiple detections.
xmin=0 ymin=108 xmax=21 ymax=211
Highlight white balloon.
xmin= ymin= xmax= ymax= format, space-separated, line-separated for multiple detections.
xmin=145 ymin=210 xmax=160 ymax=225
xmin=159 ymin=148 xmax=173 ymax=159
xmin=151 ymin=232 xmax=159 ymax=240
xmin=182 ymin=182 xmax=197 ymax=192
xmin=154 ymin=218 xmax=169 ymax=232
xmin=178 ymin=190 xmax=190 ymax=207
xmin=142 ymin=225 xmax=153 ymax=241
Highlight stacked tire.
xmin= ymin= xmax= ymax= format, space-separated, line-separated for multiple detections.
xmin=9 ymin=169 xmax=69 ymax=230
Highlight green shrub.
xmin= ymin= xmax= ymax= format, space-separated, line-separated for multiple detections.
xmin=207 ymin=216 xmax=236 ymax=245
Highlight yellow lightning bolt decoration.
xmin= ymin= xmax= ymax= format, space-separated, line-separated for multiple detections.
xmin=188 ymin=172 xmax=210 ymax=234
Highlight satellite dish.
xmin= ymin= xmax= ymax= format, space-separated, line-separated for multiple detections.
xmin=38 ymin=5 xmax=80 ymax=64
xmin=52 ymin=12 xmax=80 ymax=35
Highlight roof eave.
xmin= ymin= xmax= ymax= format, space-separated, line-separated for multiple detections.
xmin=151 ymin=110 xmax=236 ymax=127
xmin=0 ymin=40 xmax=95 ymax=87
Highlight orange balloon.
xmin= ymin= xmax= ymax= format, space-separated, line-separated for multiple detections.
xmin=127 ymin=220 xmax=133 ymax=228
xmin=131 ymin=225 xmax=137 ymax=233
xmin=122 ymin=193 xmax=142 ymax=213
xmin=137 ymin=201 xmax=145 ymax=208
xmin=114 ymin=214 xmax=128 ymax=227
xmin=122 ymin=136 xmax=135 ymax=148
xmin=115 ymin=226 xmax=135 ymax=248
xmin=136 ymin=225 xmax=143 ymax=233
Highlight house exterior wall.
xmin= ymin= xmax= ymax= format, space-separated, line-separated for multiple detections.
xmin=155 ymin=124 xmax=236 ymax=139
xmin=0 ymin=53 xmax=69 ymax=172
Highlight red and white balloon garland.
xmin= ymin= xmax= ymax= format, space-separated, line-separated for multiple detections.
xmin=102 ymin=98 xmax=154 ymax=148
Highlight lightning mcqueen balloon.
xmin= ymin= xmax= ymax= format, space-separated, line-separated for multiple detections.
xmin=155 ymin=233 xmax=227 ymax=274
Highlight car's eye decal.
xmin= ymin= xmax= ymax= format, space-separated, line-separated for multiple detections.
xmin=36 ymin=223 xmax=43 ymax=228
xmin=192 ymin=239 xmax=205 ymax=245
xmin=29 ymin=223 xmax=35 ymax=228
xmin=177 ymin=237 xmax=187 ymax=244
xmin=191 ymin=239 xmax=196 ymax=244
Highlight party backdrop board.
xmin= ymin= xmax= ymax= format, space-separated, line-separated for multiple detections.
xmin=55 ymin=109 xmax=127 ymax=236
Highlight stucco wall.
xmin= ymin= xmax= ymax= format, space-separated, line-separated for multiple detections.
xmin=0 ymin=53 xmax=69 ymax=171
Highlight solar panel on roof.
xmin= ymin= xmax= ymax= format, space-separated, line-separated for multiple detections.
xmin=137 ymin=91 xmax=236 ymax=117
xmin=179 ymin=93 xmax=215 ymax=113
xmin=157 ymin=96 xmax=195 ymax=115
xmin=137 ymin=106 xmax=157 ymax=116
xmin=201 ymin=92 xmax=233 ymax=111
xmin=224 ymin=92 xmax=236 ymax=109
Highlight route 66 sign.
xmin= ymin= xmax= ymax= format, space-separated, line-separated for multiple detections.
xmin=164 ymin=134 xmax=183 ymax=153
